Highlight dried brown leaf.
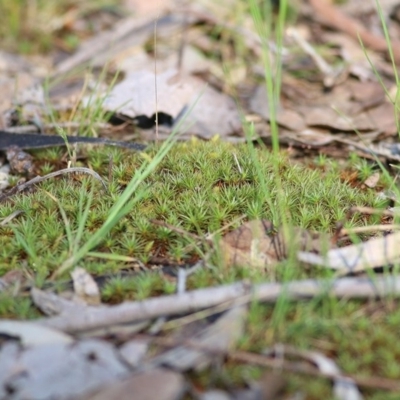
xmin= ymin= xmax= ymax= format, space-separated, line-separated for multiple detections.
xmin=220 ymin=220 xmax=330 ymax=270
xmin=304 ymin=107 xmax=374 ymax=131
xmin=220 ymin=220 xmax=281 ymax=269
xmin=103 ymin=68 xmax=241 ymax=137
xmin=367 ymin=102 xmax=398 ymax=135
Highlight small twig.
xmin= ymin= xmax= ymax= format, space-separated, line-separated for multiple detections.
xmin=350 ymin=206 xmax=397 ymax=217
xmin=0 ymin=167 xmax=107 ymax=203
xmin=0 ymin=210 xmax=24 ymax=226
xmin=233 ymin=153 xmax=243 ymax=174
xmin=288 ymin=27 xmax=332 ymax=75
xmin=205 ymin=214 xmax=247 ymax=241
xmin=153 ymin=220 xmax=208 ymax=262
xmin=162 ymin=294 xmax=246 ymax=331
xmin=136 ymin=334 xmax=400 ymax=392
xmin=151 ymin=219 xmax=203 ymax=241
xmin=340 ymin=224 xmax=400 ymax=236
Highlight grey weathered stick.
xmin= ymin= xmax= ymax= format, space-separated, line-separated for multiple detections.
xmin=35 ymin=275 xmax=400 ymax=334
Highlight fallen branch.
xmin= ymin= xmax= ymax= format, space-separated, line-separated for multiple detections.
xmin=36 ymin=275 xmax=400 ymax=334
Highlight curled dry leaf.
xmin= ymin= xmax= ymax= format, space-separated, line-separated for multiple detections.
xmin=103 ymin=69 xmax=193 ymax=123
xmin=102 ymin=68 xmax=241 ymax=138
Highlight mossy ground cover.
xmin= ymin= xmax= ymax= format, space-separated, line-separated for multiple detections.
xmin=1 ymin=140 xmax=398 ymax=398
xmin=0 ymin=140 xmax=379 ymax=278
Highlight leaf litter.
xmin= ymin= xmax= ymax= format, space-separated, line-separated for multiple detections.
xmin=3 ymin=0 xmax=400 ymax=398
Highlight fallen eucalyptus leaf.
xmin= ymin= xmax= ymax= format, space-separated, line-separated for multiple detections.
xmin=0 ymin=320 xmax=73 ymax=346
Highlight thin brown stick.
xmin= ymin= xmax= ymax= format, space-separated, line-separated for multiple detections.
xmin=151 ymin=219 xmax=202 ymax=241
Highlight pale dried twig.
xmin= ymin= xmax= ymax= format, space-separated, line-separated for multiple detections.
xmin=0 ymin=210 xmax=24 ymax=226
xmin=36 ymin=274 xmax=400 ymax=334
xmin=340 ymin=224 xmax=400 ymax=236
xmin=350 ymin=206 xmax=397 ymax=217
xmin=136 ymin=334 xmax=400 ymax=392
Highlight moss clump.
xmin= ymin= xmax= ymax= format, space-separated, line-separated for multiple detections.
xmin=0 ymin=140 xmax=380 ymax=310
